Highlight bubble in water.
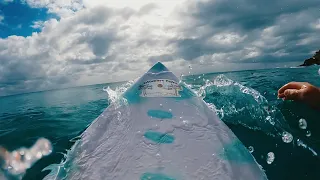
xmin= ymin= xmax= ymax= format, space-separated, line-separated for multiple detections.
xmin=248 ymin=146 xmax=254 ymax=153
xmin=266 ymin=152 xmax=275 ymax=164
xmin=168 ymin=109 xmax=172 ymax=112
xmin=298 ymin=118 xmax=307 ymax=129
xmin=282 ymin=131 xmax=293 ymax=143
xmin=306 ymin=130 xmax=311 ymax=137
xmin=160 ymin=104 xmax=163 ymax=107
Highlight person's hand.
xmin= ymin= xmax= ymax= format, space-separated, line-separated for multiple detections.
xmin=278 ymin=82 xmax=320 ymax=109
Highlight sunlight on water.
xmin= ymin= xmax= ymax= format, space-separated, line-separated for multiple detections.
xmin=0 ymin=138 xmax=52 ymax=180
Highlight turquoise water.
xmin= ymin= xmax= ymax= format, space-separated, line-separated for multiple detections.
xmin=0 ymin=66 xmax=319 ymax=180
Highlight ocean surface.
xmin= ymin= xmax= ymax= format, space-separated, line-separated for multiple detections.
xmin=0 ymin=65 xmax=319 ymax=180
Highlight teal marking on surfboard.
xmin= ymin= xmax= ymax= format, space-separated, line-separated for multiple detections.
xmin=144 ymin=131 xmax=175 ymax=144
xmin=123 ymin=83 xmax=143 ymax=104
xmin=173 ymin=83 xmax=196 ymax=100
xmin=141 ymin=172 xmax=176 ymax=180
xmin=147 ymin=62 xmax=169 ymax=73
xmin=219 ymin=139 xmax=255 ymax=163
xmin=147 ymin=110 xmax=173 ymax=119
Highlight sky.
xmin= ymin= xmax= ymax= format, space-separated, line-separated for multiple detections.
xmin=0 ymin=0 xmax=319 ymax=96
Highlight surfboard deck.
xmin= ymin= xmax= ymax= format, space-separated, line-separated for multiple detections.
xmin=52 ymin=62 xmax=267 ymax=180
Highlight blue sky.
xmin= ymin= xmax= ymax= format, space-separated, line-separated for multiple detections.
xmin=0 ymin=0 xmax=56 ymax=37
xmin=0 ymin=0 xmax=319 ymax=96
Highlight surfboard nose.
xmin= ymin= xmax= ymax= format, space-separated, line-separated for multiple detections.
xmin=147 ymin=62 xmax=169 ymax=73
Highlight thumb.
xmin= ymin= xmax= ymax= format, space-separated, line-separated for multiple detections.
xmin=283 ymin=89 xmax=302 ymax=100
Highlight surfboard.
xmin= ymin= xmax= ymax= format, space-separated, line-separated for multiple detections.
xmin=51 ymin=62 xmax=267 ymax=180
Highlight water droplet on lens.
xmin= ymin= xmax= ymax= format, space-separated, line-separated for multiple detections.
xmin=266 ymin=116 xmax=275 ymax=125
xmin=160 ymin=104 xmax=163 ymax=107
xmin=266 ymin=152 xmax=275 ymax=164
xmin=306 ymin=130 xmax=311 ymax=137
xmin=282 ymin=131 xmax=293 ymax=143
xmin=248 ymin=146 xmax=254 ymax=153
xmin=168 ymin=109 xmax=172 ymax=112
xmin=298 ymin=118 xmax=307 ymax=129
xmin=35 ymin=138 xmax=52 ymax=156
xmin=296 ymin=139 xmax=303 ymax=146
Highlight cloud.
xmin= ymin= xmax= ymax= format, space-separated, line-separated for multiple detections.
xmin=31 ymin=21 xmax=45 ymax=29
xmin=24 ymin=0 xmax=84 ymax=17
xmin=0 ymin=0 xmax=319 ymax=96
xmin=165 ymin=0 xmax=320 ymax=64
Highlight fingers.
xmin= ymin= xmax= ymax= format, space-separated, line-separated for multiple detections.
xmin=283 ymin=89 xmax=303 ymax=100
xmin=278 ymin=93 xmax=285 ymax=98
xmin=278 ymin=82 xmax=304 ymax=95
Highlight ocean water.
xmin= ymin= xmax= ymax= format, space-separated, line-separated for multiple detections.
xmin=0 ymin=66 xmax=319 ymax=180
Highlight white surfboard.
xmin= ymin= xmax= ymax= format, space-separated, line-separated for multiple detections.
xmin=46 ymin=62 xmax=267 ymax=180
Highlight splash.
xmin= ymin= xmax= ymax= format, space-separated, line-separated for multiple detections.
xmin=42 ymin=140 xmax=80 ymax=180
xmin=0 ymin=138 xmax=52 ymax=180
xmin=296 ymin=139 xmax=318 ymax=156
xmin=103 ymin=80 xmax=135 ymax=105
xmin=188 ymin=74 xmax=291 ymax=136
xmin=185 ymin=74 xmax=319 ymax=162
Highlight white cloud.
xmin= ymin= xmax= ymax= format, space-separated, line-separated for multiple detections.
xmin=25 ymin=0 xmax=84 ymax=17
xmin=0 ymin=3 xmax=184 ymax=96
xmin=312 ymin=19 xmax=320 ymax=29
xmin=207 ymin=32 xmax=247 ymax=46
xmin=0 ymin=0 xmax=319 ymax=96
xmin=31 ymin=21 xmax=45 ymax=29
